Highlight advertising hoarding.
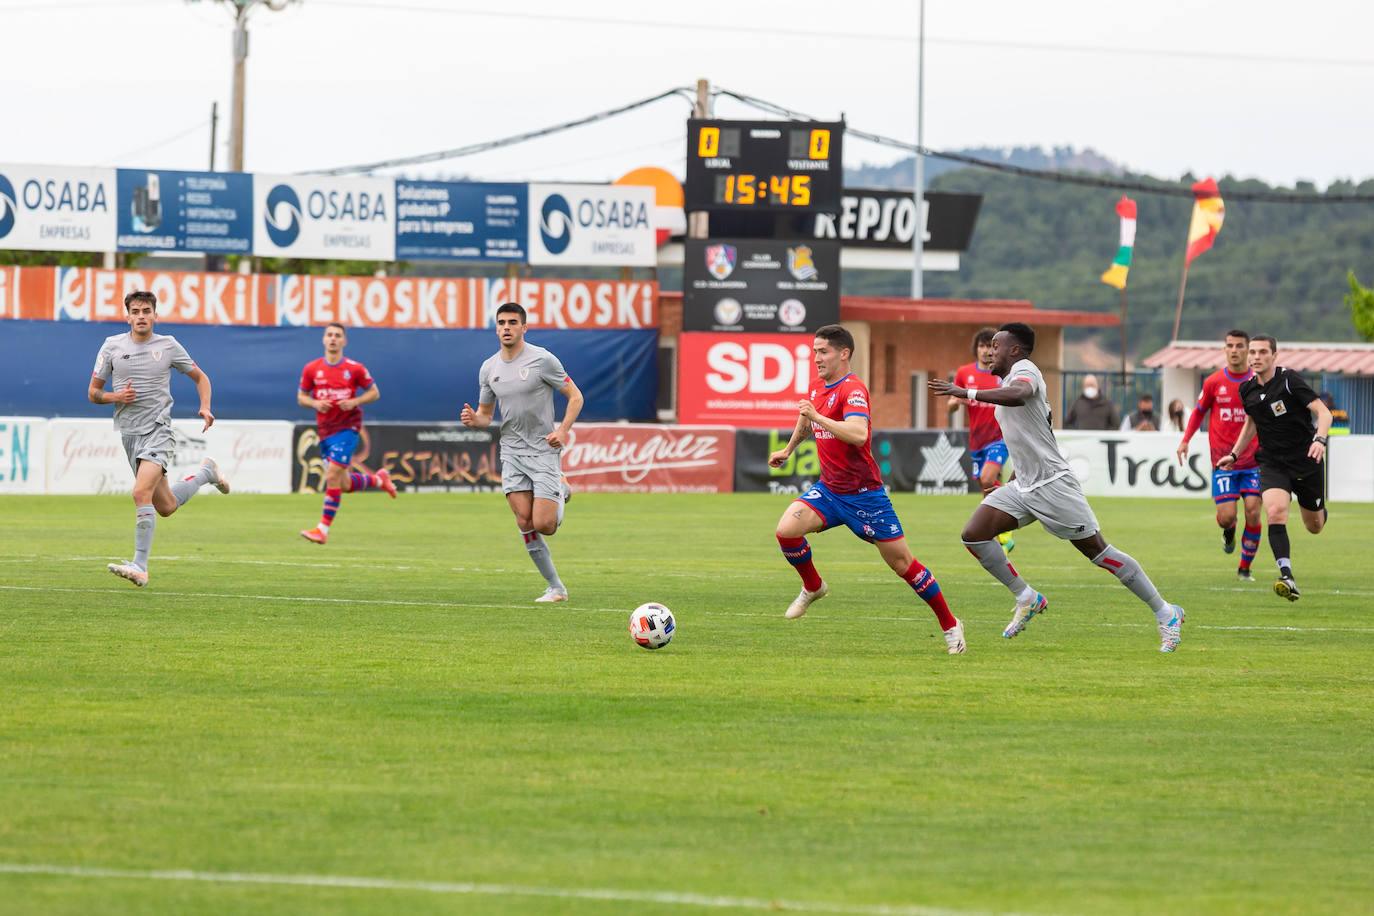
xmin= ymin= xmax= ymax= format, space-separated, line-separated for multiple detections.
xmin=0 ymin=164 xmax=116 ymax=252
xmin=527 ymin=183 xmax=657 ymax=267
xmin=116 ymin=168 xmax=254 ymax=254
xmin=682 ymin=238 xmax=839 ymax=334
xmin=253 ymin=174 xmax=395 ymax=261
xmin=394 ymin=181 xmax=527 ymax=262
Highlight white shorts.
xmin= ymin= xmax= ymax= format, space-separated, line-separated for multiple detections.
xmin=983 ymin=474 xmax=1100 ymax=541
xmin=501 ymin=451 xmax=563 ymax=501
xmin=121 ymin=425 xmax=174 ymax=475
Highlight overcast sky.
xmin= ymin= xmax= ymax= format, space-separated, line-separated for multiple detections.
xmin=6 ymin=0 xmax=1373 ymax=188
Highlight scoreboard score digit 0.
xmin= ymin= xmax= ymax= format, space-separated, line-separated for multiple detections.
xmin=685 ymin=118 xmax=843 ymax=213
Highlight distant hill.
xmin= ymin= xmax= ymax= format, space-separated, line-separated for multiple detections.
xmin=845 ymin=146 xmax=1124 ymax=189
xmin=840 ymin=148 xmax=1374 ymax=361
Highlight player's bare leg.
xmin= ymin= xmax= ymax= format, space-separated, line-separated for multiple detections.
xmin=875 ymin=536 xmax=963 ymax=653
xmin=510 ymin=490 xmax=566 ymax=601
xmin=775 ymin=501 xmax=827 ymax=618
xmin=979 ymin=461 xmax=1015 ymax=553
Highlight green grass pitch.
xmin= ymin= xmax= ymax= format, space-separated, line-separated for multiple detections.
xmin=0 ymin=492 xmax=1371 ymax=915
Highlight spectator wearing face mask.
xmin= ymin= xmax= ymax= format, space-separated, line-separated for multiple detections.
xmin=1065 ymin=374 xmax=1120 ymax=429
xmin=1122 ymin=393 xmax=1158 ymax=431
xmin=1167 ymin=398 xmax=1187 ymax=432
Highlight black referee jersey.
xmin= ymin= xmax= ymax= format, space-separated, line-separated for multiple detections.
xmin=1238 ymin=366 xmax=1321 ymax=472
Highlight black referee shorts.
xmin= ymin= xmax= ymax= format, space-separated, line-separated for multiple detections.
xmin=1258 ymin=459 xmax=1327 ymax=512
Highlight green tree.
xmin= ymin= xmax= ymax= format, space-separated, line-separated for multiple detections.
xmin=1346 ymin=270 xmax=1374 ymax=341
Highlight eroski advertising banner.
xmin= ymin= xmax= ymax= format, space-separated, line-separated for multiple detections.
xmin=527 ymin=183 xmax=656 ymax=267
xmin=254 ymin=173 xmax=395 ymax=261
xmin=0 ymin=164 xmax=116 ymax=252
xmin=562 ymin=423 xmax=735 ymax=493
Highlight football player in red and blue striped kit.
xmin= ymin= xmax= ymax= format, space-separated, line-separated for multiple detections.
xmin=298 ymin=323 xmax=396 ymax=544
xmin=770 ymin=324 xmax=965 ymax=654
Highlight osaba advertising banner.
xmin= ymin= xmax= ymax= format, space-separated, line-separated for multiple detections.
xmin=733 ymin=428 xmax=976 ymax=495
xmin=394 ymin=181 xmax=527 ymax=262
xmin=254 ymin=174 xmax=395 ymax=261
xmin=682 ymin=238 xmax=839 ymax=334
xmin=116 ymin=168 xmax=254 ymax=254
xmin=294 ymin=422 xmax=502 ymax=493
xmin=527 ymin=183 xmax=657 ymax=267
xmin=562 ymin=423 xmax=735 ymax=493
xmin=677 ymin=332 xmax=818 ymax=427
xmin=0 ymin=164 xmax=116 ymax=252
xmin=0 ymin=266 xmax=656 ymax=330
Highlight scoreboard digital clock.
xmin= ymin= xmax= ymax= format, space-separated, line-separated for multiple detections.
xmin=685 ymin=118 xmax=843 ymax=213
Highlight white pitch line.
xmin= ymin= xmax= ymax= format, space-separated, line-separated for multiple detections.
xmin=2 ymin=585 xmax=1371 ymax=633
xmin=0 ymin=863 xmax=1059 ymax=916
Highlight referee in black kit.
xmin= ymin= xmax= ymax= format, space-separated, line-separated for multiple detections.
xmin=1218 ymin=334 xmax=1333 ymax=602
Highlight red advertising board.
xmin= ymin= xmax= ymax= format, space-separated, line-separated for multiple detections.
xmin=0 ymin=266 xmax=657 ymax=330
xmin=561 ymin=423 xmax=735 ymax=493
xmin=677 ymin=332 xmax=819 ymax=427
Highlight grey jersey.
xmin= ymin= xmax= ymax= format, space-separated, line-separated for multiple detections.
xmin=994 ymin=358 xmax=1073 ymax=492
xmin=91 ymin=332 xmax=198 ymax=434
xmin=478 ymin=343 xmax=570 ymax=456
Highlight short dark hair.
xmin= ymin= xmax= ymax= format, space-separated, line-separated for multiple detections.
xmin=1139 ymin=393 xmax=1155 ymax=402
xmin=1225 ymin=328 xmax=1249 ymax=343
xmin=495 ymin=302 xmax=527 ymax=323
xmin=1251 ymin=333 xmax=1278 ymax=354
xmin=123 ymin=290 xmax=157 ymax=312
xmin=325 ymin=322 xmax=347 ymax=334
xmin=998 ymin=321 xmax=1035 ymax=354
xmin=814 ymin=324 xmax=854 ymax=357
xmin=972 ymin=326 xmax=996 ymax=355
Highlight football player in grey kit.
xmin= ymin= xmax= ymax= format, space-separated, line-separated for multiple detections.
xmin=930 ymin=322 xmax=1186 ymax=652
xmin=461 ymin=302 xmax=583 ymax=603
xmin=88 ymin=290 xmax=230 ymax=587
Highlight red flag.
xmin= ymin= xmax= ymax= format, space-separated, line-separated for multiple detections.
xmin=1184 ymin=178 xmax=1225 ymax=265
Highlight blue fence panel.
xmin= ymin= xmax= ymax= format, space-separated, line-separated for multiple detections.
xmin=0 ymin=320 xmax=658 ymax=423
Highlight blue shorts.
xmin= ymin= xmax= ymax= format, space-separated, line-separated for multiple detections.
xmin=319 ymin=429 xmax=360 ymax=468
xmin=795 ymin=481 xmax=904 ymax=543
xmin=971 ymin=441 xmax=1009 ymax=479
xmin=1212 ymin=467 xmax=1261 ymax=503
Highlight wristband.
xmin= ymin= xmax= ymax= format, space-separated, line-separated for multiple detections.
xmin=1226 ymin=451 xmax=1237 ymax=462
xmin=1313 ymin=436 xmax=1327 ymax=445
xmin=967 ymin=387 xmax=978 ymax=402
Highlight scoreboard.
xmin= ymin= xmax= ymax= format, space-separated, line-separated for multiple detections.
xmin=685 ymin=119 xmax=843 ymax=213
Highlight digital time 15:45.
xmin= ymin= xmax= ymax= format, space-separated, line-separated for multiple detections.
xmin=714 ymin=174 xmax=811 ymax=207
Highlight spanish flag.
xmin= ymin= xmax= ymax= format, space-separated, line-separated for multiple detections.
xmin=1101 ymin=196 xmax=1136 ymax=290
xmin=1184 ymin=178 xmax=1225 ymax=265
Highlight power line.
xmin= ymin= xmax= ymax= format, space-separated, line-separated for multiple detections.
xmin=97 ymin=118 xmax=211 ymax=166
xmin=315 ymin=88 xmax=695 ymax=176
xmin=313 ymin=1 xmax=1374 ymax=68
xmin=714 ymin=87 xmax=1374 ymax=202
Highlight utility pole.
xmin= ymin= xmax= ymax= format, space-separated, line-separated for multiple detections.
xmin=188 ymin=0 xmax=297 ymax=172
xmin=910 ymin=0 xmax=925 ymax=301
xmin=688 ymin=78 xmax=712 ymax=240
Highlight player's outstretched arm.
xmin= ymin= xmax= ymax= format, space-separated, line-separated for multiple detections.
xmin=929 ymin=376 xmax=1031 ymax=407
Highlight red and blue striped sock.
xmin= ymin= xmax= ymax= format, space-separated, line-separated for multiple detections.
xmin=1239 ymin=524 xmax=1262 ymax=570
xmin=903 ymin=559 xmax=956 ymax=630
xmin=320 ymin=488 xmax=342 ymax=530
xmin=776 ymin=534 xmax=823 ymax=592
xmin=348 ymin=472 xmax=376 ymax=492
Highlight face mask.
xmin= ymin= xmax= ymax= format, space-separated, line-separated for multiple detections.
xmin=1083 ymin=386 xmax=1099 ymax=399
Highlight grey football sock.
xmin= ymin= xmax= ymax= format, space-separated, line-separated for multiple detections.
xmin=170 ymin=476 xmax=199 ymax=506
xmin=133 ymin=505 xmax=156 ymax=570
xmin=962 ymin=538 xmax=1033 ymax=601
xmin=522 ymin=530 xmax=564 ymax=590
xmin=1091 ymin=544 xmax=1171 ymax=622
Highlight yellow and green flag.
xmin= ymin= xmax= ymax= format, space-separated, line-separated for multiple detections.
xmin=1101 ymin=195 xmax=1136 ymax=290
